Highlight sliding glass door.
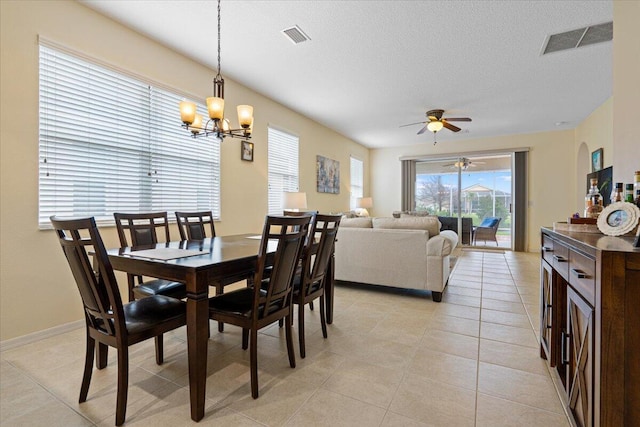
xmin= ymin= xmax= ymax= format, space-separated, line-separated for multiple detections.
xmin=415 ymin=154 xmax=513 ymax=249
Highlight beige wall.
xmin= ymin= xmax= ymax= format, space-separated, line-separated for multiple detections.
xmin=573 ymin=97 xmax=613 ymax=211
xmin=0 ymin=0 xmax=368 ymax=341
xmin=370 ymin=130 xmax=576 ymax=252
xmin=612 ymin=0 xmax=640 ymax=184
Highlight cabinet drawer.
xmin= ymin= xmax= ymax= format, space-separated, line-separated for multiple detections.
xmin=553 ymin=242 xmax=569 ymax=281
xmin=569 ymin=249 xmax=596 ymax=306
xmin=541 ymin=234 xmax=555 ymax=265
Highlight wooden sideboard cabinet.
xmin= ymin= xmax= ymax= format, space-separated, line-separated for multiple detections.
xmin=540 ymin=227 xmax=640 ymax=427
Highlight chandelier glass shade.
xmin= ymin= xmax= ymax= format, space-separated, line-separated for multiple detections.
xmin=179 ymin=0 xmax=253 ymax=141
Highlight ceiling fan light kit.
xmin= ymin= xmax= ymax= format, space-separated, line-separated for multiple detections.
xmin=402 ymin=108 xmax=472 ymax=144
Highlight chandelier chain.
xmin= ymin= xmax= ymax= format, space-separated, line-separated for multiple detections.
xmin=217 ymin=0 xmax=221 ymax=78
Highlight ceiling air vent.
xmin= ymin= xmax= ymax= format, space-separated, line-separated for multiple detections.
xmin=281 ymin=25 xmax=311 ymax=45
xmin=542 ymin=21 xmax=612 ymax=55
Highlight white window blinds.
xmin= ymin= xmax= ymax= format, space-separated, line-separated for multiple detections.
xmin=350 ymin=157 xmax=364 ymax=210
xmin=38 ymin=44 xmax=220 ymax=228
xmin=267 ymin=127 xmax=299 ymax=215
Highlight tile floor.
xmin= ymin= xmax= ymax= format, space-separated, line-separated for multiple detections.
xmin=0 ymin=250 xmax=570 ymax=426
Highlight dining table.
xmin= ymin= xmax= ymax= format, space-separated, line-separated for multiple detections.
xmin=107 ymin=233 xmax=335 ymax=422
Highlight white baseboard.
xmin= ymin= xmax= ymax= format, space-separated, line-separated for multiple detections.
xmin=0 ymin=320 xmax=84 ymax=353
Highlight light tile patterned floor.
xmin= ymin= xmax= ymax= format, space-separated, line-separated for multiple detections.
xmin=0 ymin=250 xmax=570 ymax=426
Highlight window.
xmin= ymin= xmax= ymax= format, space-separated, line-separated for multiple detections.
xmin=38 ymin=43 xmax=220 ymax=228
xmin=267 ymin=127 xmax=299 ymax=215
xmin=350 ymin=157 xmax=363 ymax=210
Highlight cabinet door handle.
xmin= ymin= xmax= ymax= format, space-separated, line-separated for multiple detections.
xmin=553 ymin=255 xmax=567 ymax=262
xmin=561 ymin=330 xmax=571 ymax=365
xmin=571 ymin=268 xmax=587 ymax=279
xmin=542 ymin=246 xmax=553 ymax=252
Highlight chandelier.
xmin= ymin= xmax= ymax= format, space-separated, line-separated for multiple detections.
xmin=179 ymin=0 xmax=253 ymax=140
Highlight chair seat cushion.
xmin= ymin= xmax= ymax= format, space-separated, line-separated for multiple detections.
xmin=478 ymin=217 xmax=500 ymax=228
xmin=133 ymin=279 xmax=186 ymax=300
xmin=124 ymin=295 xmax=186 ymax=335
xmin=209 ymin=287 xmax=267 ymax=316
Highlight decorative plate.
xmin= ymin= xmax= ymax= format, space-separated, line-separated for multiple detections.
xmin=596 ymin=202 xmax=640 ymax=236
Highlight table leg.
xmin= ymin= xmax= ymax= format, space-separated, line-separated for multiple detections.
xmin=187 ymin=273 xmax=209 ymax=422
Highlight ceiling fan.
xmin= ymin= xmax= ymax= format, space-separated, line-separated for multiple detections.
xmin=400 ymin=109 xmax=472 ymax=135
xmin=442 ymin=157 xmax=485 ymax=170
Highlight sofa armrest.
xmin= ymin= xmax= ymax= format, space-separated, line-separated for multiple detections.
xmin=427 ymin=230 xmax=458 ymax=256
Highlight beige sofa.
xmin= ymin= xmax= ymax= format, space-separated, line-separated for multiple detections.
xmin=334 ymin=216 xmax=458 ymax=302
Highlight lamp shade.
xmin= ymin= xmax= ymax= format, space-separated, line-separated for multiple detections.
xmin=427 ymin=121 xmax=444 ymax=132
xmin=237 ymin=105 xmax=254 ymax=128
xmin=283 ymin=192 xmax=307 ymax=210
xmin=356 ymin=197 xmax=373 ymax=209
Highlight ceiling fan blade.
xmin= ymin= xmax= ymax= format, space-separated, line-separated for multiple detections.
xmin=443 ymin=117 xmax=472 ymax=122
xmin=417 ymin=124 xmax=428 ymax=135
xmin=442 ymin=121 xmax=461 ymax=132
xmin=399 ymin=121 xmax=425 ymax=128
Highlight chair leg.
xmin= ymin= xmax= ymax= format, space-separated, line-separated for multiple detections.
xmin=250 ymin=328 xmax=259 ymax=399
xmin=285 ymin=314 xmax=296 ymax=369
xmin=319 ymin=295 xmax=328 ymax=339
xmin=242 ymin=328 xmax=249 ymax=350
xmin=309 ymin=301 xmax=314 ymax=311
xmin=278 ymin=318 xmax=284 ymax=328
xmin=115 ymin=347 xmax=129 ymax=426
xmin=79 ymin=332 xmax=95 ymax=403
xmin=298 ymin=304 xmax=306 ymax=359
xmin=155 ymin=335 xmax=163 ymax=365
xmin=96 ymin=342 xmax=108 ymax=369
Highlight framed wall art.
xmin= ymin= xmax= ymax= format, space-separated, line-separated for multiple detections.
xmin=591 ymin=148 xmax=603 ymax=172
xmin=316 ymin=155 xmax=340 ymax=194
xmin=241 ymin=140 xmax=254 ymax=162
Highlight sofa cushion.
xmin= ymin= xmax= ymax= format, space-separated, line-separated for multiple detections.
xmin=372 ymin=216 xmax=440 ymax=236
xmin=340 ymin=217 xmax=373 ymax=228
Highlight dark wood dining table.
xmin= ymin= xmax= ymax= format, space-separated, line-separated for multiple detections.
xmin=107 ymin=234 xmax=335 ymax=422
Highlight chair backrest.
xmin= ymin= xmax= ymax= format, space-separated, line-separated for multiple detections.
xmin=175 ymin=211 xmax=215 ymax=240
xmin=253 ymin=215 xmax=311 ymax=320
xmin=284 ymin=210 xmax=318 ymax=244
xmin=114 ymin=212 xmax=171 ymax=247
xmin=50 ymin=216 xmax=125 ymax=338
xmin=479 ymin=217 xmax=501 ymax=229
xmin=301 ymin=214 xmax=342 ymax=293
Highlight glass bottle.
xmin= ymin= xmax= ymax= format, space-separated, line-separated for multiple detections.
xmin=635 ymin=171 xmax=640 ymax=195
xmin=636 ymin=189 xmax=640 ymax=209
xmin=585 ymin=178 xmax=603 ymax=218
xmin=625 ymin=184 xmax=635 ymax=203
xmin=611 ymin=182 xmax=624 ymax=203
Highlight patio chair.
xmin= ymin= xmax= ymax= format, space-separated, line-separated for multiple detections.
xmin=473 ymin=217 xmax=502 ymax=246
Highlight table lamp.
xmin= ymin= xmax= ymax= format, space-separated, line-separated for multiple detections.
xmin=356 ymin=197 xmax=373 ymax=217
xmin=283 ymin=191 xmax=307 ymax=212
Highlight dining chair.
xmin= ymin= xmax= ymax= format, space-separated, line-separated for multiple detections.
xmin=292 ymin=214 xmax=341 ymax=358
xmin=283 ymin=210 xmax=319 ymax=310
xmin=114 ymin=212 xmax=186 ymax=302
xmin=175 ymin=210 xmax=253 ymax=332
xmin=174 ymin=210 xmax=216 ymax=240
xmin=208 ymin=214 xmax=311 ymax=398
xmin=50 ymin=216 xmax=186 ymax=426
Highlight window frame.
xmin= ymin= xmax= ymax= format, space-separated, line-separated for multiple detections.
xmin=38 ymin=41 xmax=221 ymax=229
xmin=267 ymin=126 xmax=300 ymax=215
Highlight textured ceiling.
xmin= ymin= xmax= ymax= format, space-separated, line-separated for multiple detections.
xmin=80 ymin=0 xmax=613 ymax=149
